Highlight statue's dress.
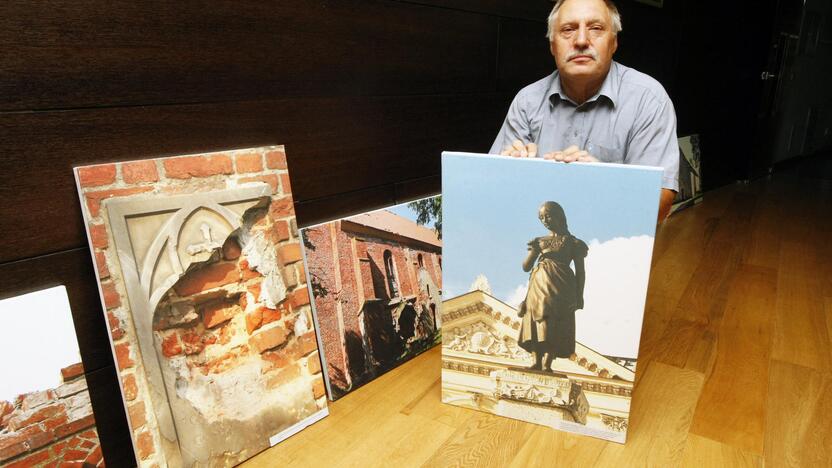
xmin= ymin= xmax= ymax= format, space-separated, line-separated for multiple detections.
xmin=518 ymin=234 xmax=588 ymax=358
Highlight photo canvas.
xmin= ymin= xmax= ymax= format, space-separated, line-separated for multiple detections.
xmin=671 ymin=134 xmax=703 ymax=214
xmin=440 ymin=152 xmax=662 ymax=443
xmin=300 ymin=196 xmax=442 ymax=400
xmin=0 ymin=286 xmax=104 ymax=466
xmin=74 ymin=146 xmax=327 ymax=467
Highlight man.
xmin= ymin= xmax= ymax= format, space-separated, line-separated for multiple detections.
xmin=490 ymin=0 xmax=679 ymax=221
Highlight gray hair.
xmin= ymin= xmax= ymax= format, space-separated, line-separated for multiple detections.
xmin=546 ymin=0 xmax=623 ymax=39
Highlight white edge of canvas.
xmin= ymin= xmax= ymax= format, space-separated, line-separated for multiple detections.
xmin=268 ymin=407 xmax=330 ymax=447
xmin=72 ymin=165 xmax=142 ymax=465
xmin=440 ymin=151 xmax=665 ymax=173
xmin=298 ymin=192 xmax=441 ymax=400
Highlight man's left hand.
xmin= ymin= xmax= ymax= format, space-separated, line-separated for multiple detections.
xmin=542 ymin=145 xmax=599 ymax=163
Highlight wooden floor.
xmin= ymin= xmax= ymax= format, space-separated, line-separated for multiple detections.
xmin=243 ymin=157 xmax=832 ymax=468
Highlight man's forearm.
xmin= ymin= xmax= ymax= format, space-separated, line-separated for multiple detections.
xmin=658 ymin=188 xmax=676 ymax=222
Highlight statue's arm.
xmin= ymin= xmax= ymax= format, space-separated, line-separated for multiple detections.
xmin=574 ymin=257 xmax=586 ymax=309
xmin=522 ymin=240 xmax=540 ymax=272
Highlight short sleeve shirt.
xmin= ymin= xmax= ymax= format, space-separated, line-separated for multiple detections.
xmin=489 ymin=61 xmax=680 ymax=191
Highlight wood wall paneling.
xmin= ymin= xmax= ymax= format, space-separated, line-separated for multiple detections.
xmin=389 ymin=0 xmax=552 ymax=22
xmin=496 ymin=18 xmax=554 ymax=94
xmin=0 ymin=93 xmax=508 ymax=263
xmin=0 ymin=0 xmax=500 ymax=111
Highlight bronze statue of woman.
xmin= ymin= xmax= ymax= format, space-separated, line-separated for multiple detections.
xmin=518 ymin=201 xmax=588 ymax=372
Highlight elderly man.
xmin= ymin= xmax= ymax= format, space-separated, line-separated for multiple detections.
xmin=490 ymin=0 xmax=679 ymax=221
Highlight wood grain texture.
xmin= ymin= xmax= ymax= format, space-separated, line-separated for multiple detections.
xmin=388 ymin=0 xmax=551 ymax=22
xmin=689 ymin=264 xmax=776 ymax=453
xmin=680 ymin=434 xmax=762 ymax=468
xmin=0 ymin=93 xmax=509 ymax=263
xmin=0 ymin=0 xmax=500 ymax=111
xmin=764 ymin=359 xmax=832 ymax=468
xmin=592 ymin=362 xmax=704 ymax=468
xmin=496 ymin=18 xmax=554 ymax=94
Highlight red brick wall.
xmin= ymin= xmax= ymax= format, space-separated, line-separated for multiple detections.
xmin=304 ymin=220 xmax=441 ymax=396
xmin=0 ymin=363 xmax=103 ymax=467
xmin=77 ymin=146 xmax=325 ymax=466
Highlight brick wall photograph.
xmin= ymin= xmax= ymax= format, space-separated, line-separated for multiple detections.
xmin=0 ymin=363 xmax=103 ymax=467
xmin=75 ymin=146 xmax=327 ymax=467
xmin=302 ymin=203 xmax=442 ymax=399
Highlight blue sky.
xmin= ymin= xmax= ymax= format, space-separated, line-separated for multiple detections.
xmin=389 ymin=196 xmax=439 ymax=229
xmin=441 ymin=152 xmax=662 ymax=301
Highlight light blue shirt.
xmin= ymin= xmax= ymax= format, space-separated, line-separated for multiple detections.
xmin=489 ymin=61 xmax=679 ymax=190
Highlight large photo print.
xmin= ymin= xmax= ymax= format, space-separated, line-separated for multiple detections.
xmin=440 ymin=152 xmax=661 ymax=443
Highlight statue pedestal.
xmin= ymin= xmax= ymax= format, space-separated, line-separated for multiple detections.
xmin=492 ymin=369 xmax=589 ymax=425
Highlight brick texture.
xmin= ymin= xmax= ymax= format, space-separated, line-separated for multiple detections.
xmin=164 ymin=155 xmax=233 ymax=179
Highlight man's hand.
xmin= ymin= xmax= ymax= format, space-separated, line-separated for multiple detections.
xmin=500 ymin=140 xmax=538 ymax=158
xmin=542 ymin=145 xmax=599 ymax=162
xmin=658 ymin=188 xmax=676 ymax=223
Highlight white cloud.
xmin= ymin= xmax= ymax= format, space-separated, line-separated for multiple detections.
xmin=505 ymin=282 xmax=529 ymax=308
xmin=576 ymin=236 xmax=654 ymax=358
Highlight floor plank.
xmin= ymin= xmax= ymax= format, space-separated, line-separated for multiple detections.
xmin=764 ymin=359 xmax=832 ymax=468
xmin=771 ymin=240 xmax=830 ymax=371
xmin=680 ymin=434 xmax=762 ymax=468
xmin=592 ymin=362 xmax=704 ymax=468
xmin=420 ymin=413 xmax=533 ymax=468
xmin=689 ymin=265 xmax=776 ymax=454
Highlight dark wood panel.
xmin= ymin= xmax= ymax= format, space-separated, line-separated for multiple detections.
xmin=392 ymin=0 xmax=552 ymax=21
xmin=0 ymin=0 xmax=498 ymax=111
xmin=85 ymin=365 xmax=136 ymax=467
xmin=394 ymin=174 xmax=442 ymax=204
xmin=0 ymin=249 xmax=114 ymax=373
xmin=296 ymin=184 xmax=397 ymax=228
xmin=0 ymin=93 xmax=510 ymax=263
xmin=497 ymin=18 xmax=554 ymax=94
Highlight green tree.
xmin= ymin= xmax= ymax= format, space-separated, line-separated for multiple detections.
xmin=407 ymin=196 xmax=442 ymax=239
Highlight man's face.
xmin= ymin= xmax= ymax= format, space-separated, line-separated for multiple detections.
xmin=550 ymin=0 xmax=618 ymax=84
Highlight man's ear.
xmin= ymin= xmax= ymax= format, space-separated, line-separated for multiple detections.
xmin=549 ymin=40 xmax=557 ymax=58
xmin=612 ymin=35 xmax=618 ymax=54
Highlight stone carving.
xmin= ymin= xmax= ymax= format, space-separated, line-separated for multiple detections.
xmin=105 ymin=185 xmax=272 ymax=464
xmin=443 ymin=323 xmax=531 ymax=360
xmin=600 ymin=414 xmax=629 ymax=432
xmin=186 ymin=223 xmax=222 ymax=256
xmin=493 ymin=369 xmax=589 ymax=425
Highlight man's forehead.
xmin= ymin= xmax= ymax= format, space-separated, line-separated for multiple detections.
xmin=556 ymin=0 xmax=612 ymax=24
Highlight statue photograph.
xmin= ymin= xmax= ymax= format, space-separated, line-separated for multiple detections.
xmin=518 ymin=201 xmax=588 ymax=372
xmin=440 ymin=152 xmax=663 ymax=443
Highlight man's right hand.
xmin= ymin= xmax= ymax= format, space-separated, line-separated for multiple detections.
xmin=500 ymin=140 xmax=537 ymax=158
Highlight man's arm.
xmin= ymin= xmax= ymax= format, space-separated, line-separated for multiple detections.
xmin=658 ymin=188 xmax=676 ymax=223
xmin=626 ymin=96 xmax=680 ymax=223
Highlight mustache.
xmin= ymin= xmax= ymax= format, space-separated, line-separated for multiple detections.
xmin=567 ymin=50 xmax=598 ymax=61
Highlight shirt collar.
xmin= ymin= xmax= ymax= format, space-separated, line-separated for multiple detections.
xmin=548 ymin=61 xmax=619 ymax=107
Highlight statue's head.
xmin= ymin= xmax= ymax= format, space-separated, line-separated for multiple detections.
xmin=538 ymin=201 xmax=569 ymax=233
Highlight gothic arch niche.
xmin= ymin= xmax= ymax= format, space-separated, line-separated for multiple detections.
xmin=106 ymin=184 xmax=321 ymax=466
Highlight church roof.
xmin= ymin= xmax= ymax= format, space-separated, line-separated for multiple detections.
xmin=343 ymin=208 xmax=441 ymax=248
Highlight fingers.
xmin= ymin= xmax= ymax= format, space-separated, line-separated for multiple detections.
xmin=501 ymin=140 xmax=537 ymax=158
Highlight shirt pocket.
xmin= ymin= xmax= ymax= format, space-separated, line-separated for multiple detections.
xmin=587 ymin=142 xmax=625 ymax=163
